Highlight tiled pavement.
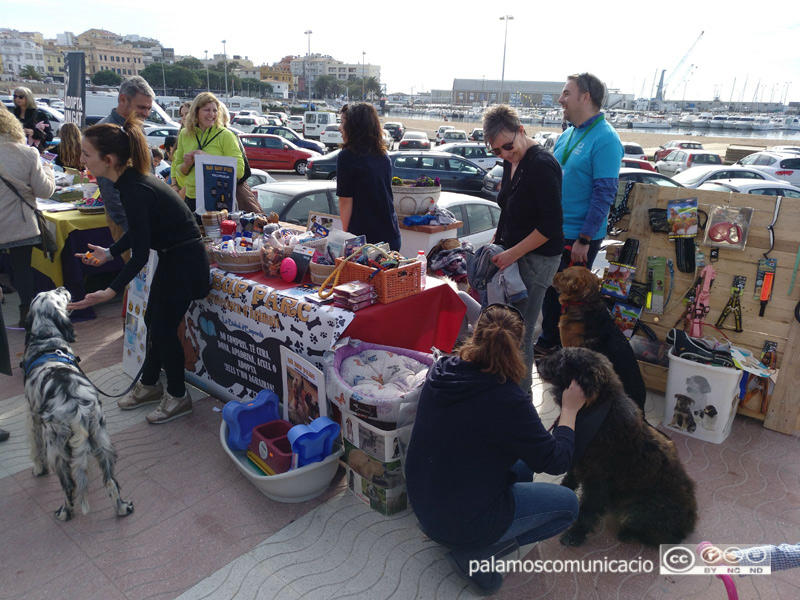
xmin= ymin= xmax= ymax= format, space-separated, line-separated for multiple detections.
xmin=2 ymin=299 xmax=800 ymax=599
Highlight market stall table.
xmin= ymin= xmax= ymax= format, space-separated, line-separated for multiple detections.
xmin=397 ymin=221 xmax=462 ymax=260
xmin=30 ymin=206 xmax=124 ymax=319
xmin=178 ymin=267 xmax=466 ymax=405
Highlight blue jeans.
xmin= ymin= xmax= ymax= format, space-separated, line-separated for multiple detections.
xmin=514 ymin=252 xmax=561 ymax=392
xmin=537 ymin=238 xmax=604 ymax=349
xmin=496 ymin=461 xmax=579 ymax=547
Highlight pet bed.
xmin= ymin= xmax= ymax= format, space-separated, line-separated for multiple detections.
xmin=326 ymin=340 xmax=432 ymax=426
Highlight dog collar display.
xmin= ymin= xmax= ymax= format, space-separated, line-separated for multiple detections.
xmin=21 ymin=349 xmax=80 ymax=380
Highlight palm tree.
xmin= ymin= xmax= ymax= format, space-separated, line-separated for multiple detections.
xmin=20 ymin=65 xmax=41 ymax=81
xmin=364 ymin=77 xmax=382 ymax=100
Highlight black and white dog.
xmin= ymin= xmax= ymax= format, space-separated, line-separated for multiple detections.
xmin=23 ymin=288 xmax=133 ymax=521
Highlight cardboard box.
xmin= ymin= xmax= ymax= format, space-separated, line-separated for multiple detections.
xmin=342 ymin=411 xmax=403 ymax=465
xmin=345 ymin=465 xmax=408 ymax=516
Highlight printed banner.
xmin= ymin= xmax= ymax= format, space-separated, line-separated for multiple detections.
xmin=121 ymin=250 xmax=159 ymax=378
xmin=183 ymin=268 xmax=354 ymax=404
xmin=63 ymin=52 xmax=86 ymax=128
xmin=195 ymin=154 xmax=237 ymax=215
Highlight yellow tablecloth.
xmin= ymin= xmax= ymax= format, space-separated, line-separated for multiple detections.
xmin=31 ymin=210 xmax=109 ymax=288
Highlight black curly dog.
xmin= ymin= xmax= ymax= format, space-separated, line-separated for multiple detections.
xmin=537 ymin=348 xmax=698 ymax=547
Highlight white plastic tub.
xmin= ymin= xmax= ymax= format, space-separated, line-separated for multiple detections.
xmin=220 ymin=421 xmax=343 ymax=503
xmin=663 ymin=350 xmax=743 ymax=444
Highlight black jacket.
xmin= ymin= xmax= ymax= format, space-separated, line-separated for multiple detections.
xmin=404 ymin=356 xmax=575 ymax=550
xmin=13 ymin=107 xmax=53 ymax=149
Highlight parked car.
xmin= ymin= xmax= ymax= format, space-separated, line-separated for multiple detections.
xmin=655 ymin=150 xmax=722 ymax=177
xmin=673 ymin=165 xmax=779 ymax=188
xmin=144 ymin=125 xmax=180 ymax=148
xmin=653 ymin=140 xmax=704 ymax=162
xmin=697 ymin=179 xmax=800 ymax=198
xmin=319 ymin=124 xmax=344 ymax=149
xmin=435 ymin=125 xmax=455 ymax=144
xmin=622 ymin=142 xmax=647 ymax=161
xmin=250 ymin=125 xmax=326 ymax=154
xmin=246 ymin=168 xmax=276 ymax=188
xmin=618 ymin=167 xmax=683 ymax=187
xmin=286 ymin=115 xmax=305 ymax=131
xmin=230 ymin=115 xmax=267 ymax=133
xmin=436 ymin=193 xmax=501 ymax=249
xmin=621 ymin=158 xmax=656 ymax=172
xmin=253 ymin=181 xmax=341 ymax=226
xmin=238 ymin=133 xmax=320 ymax=175
xmin=482 ymin=163 xmax=504 ymax=200
xmin=736 ymin=151 xmax=800 ymax=186
xmin=306 ymin=149 xmax=340 ymax=180
xmin=389 ymin=151 xmax=487 ymax=195
xmin=769 ymin=146 xmax=800 ymax=155
xmin=438 ymin=129 xmax=468 ymax=145
xmin=303 ymin=111 xmax=338 ymax=139
xmin=437 ymin=142 xmax=501 ymax=170
xmin=469 ymin=128 xmax=484 ymax=142
xmin=398 ymin=131 xmax=431 ymax=151
xmin=542 ymin=133 xmax=561 ymax=152
xmin=383 ymin=122 xmax=406 ymax=141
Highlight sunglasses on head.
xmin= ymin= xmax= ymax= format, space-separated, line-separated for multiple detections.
xmin=488 ymin=129 xmax=518 ymax=155
xmin=480 ymin=302 xmax=523 ymax=321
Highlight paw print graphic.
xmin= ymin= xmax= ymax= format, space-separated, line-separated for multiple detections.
xmin=320 ymin=331 xmax=328 ymax=339
xmin=293 ymin=340 xmax=305 ymax=354
xmin=309 ymin=333 xmax=318 ymax=344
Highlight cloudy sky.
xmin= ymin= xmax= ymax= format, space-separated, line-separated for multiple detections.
xmin=3 ymin=0 xmax=799 ymax=103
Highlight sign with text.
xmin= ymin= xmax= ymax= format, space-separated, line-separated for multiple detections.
xmin=63 ymin=52 xmax=85 ymax=128
xmin=195 ymin=154 xmax=237 ymax=215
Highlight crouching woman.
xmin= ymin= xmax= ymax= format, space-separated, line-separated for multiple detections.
xmin=404 ymin=304 xmax=586 ymax=595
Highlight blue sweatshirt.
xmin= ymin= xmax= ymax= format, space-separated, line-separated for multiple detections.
xmin=404 ymin=356 xmax=575 ymax=550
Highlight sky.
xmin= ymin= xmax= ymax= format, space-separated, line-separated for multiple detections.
xmin=3 ymin=0 xmax=799 ymax=104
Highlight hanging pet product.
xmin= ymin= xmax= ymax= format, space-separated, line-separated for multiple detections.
xmin=703 ymin=205 xmax=754 ymax=251
xmin=601 ymin=238 xmax=639 ymax=300
xmin=684 ymin=264 xmax=716 ymax=337
xmin=668 ymin=197 xmax=700 ymax=273
xmin=645 ymin=256 xmax=667 ymax=314
xmin=607 ymin=179 xmax=635 ymax=236
xmin=716 ymin=276 xmax=746 ymax=333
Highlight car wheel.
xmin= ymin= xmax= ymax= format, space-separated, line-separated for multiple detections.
xmin=295 ymin=160 xmax=308 ymax=175
xmin=327 ymin=172 xmax=337 ymax=181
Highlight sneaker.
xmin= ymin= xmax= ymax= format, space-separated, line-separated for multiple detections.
xmin=146 ymin=391 xmax=193 ymax=424
xmin=119 ymin=381 xmax=164 ymax=410
xmin=0 ymin=428 xmax=9 ymax=442
xmin=533 ymin=341 xmax=559 ymax=359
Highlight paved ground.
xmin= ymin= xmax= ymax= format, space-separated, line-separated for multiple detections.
xmin=2 ymin=296 xmax=800 ymax=599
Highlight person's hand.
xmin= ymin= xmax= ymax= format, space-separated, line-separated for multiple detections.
xmin=183 ymin=151 xmax=196 ymax=167
xmin=570 ymin=243 xmax=590 ymax=265
xmin=23 ymin=128 xmax=34 ymax=137
xmin=491 ymin=248 xmax=520 ymax=270
xmin=74 ymin=244 xmax=111 ymax=267
xmin=66 ymin=288 xmax=116 ymax=310
xmin=562 ymin=380 xmax=589 ymax=414
xmin=178 ymin=186 xmax=187 ymax=200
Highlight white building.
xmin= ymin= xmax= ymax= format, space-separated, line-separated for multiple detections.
xmin=264 ymin=80 xmax=289 ymax=99
xmin=290 ymin=54 xmax=381 ymax=94
xmin=0 ymin=32 xmax=45 ymax=79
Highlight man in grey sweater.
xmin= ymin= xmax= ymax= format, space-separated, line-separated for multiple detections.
xmin=97 ymin=76 xmax=155 ymax=256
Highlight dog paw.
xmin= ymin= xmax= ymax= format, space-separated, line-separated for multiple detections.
xmin=32 ymin=465 xmax=48 ymax=477
xmin=55 ymin=505 xmax=73 ymax=521
xmin=559 ymin=529 xmax=586 ymax=547
xmin=117 ymin=501 xmax=134 ymax=517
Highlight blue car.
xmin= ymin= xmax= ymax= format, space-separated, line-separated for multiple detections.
xmin=389 ymin=151 xmax=487 ymax=196
xmin=251 ymin=125 xmax=326 ymax=155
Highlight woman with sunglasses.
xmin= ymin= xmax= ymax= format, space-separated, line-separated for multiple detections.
xmin=11 ymin=87 xmax=53 ymax=153
xmin=482 ymin=105 xmax=564 ymax=392
xmin=405 ymin=304 xmax=586 ymax=595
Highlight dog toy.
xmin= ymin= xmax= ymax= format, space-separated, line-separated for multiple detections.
xmin=83 ymin=252 xmax=100 ymax=266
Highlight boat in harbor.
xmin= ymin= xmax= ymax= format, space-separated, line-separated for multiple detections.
xmin=709 ymin=115 xmax=728 ymax=128
xmin=632 ymin=114 xmax=671 ymax=129
xmin=752 ymin=116 xmax=774 ymax=131
xmin=786 ymin=116 xmax=800 ymax=131
xmin=734 ymin=116 xmax=756 ymax=130
xmin=678 ymin=114 xmax=697 ymax=127
xmin=693 ymin=113 xmax=712 ymax=127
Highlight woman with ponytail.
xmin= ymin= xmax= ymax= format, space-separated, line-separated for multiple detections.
xmin=67 ymin=117 xmax=211 ymax=425
xmin=405 ymin=304 xmax=586 ymax=595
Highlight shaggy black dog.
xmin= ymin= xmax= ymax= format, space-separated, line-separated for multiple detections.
xmin=537 ymin=347 xmax=697 ymax=547
xmin=23 ymin=289 xmax=133 ymax=521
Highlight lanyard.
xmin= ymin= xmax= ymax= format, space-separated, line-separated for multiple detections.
xmin=196 ymin=127 xmax=223 ymax=151
xmin=559 ymin=115 xmax=604 ymax=166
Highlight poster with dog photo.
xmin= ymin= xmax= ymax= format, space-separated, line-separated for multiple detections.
xmin=610 ymin=302 xmax=642 ymax=338
xmin=280 ymin=346 xmax=326 ymax=426
xmin=667 ymin=197 xmax=698 ymax=239
xmin=601 ymin=262 xmax=636 ymax=301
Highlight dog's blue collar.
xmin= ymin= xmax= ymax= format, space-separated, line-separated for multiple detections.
xmin=21 ymin=349 xmax=80 ymax=380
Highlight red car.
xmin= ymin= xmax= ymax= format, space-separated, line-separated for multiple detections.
xmin=238 ymin=134 xmax=319 ymax=175
xmin=621 ymin=158 xmax=656 ymax=172
xmin=653 ymin=140 xmax=704 ymax=162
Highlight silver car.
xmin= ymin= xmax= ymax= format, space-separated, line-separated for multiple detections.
xmin=655 ymin=150 xmax=722 ymax=177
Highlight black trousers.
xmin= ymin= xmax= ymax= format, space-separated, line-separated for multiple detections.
xmin=8 ymin=244 xmax=34 ymax=308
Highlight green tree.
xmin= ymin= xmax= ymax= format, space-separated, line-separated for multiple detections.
xmin=140 ymin=64 xmax=201 ymax=93
xmin=364 ymin=76 xmax=382 ymax=100
xmin=175 ymin=57 xmax=203 ymax=70
xmin=314 ymin=75 xmax=341 ymax=99
xmin=91 ymin=69 xmax=123 ymax=86
xmin=20 ymin=65 xmax=41 ymax=81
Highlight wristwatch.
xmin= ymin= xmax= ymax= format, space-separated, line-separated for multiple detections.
xmin=576 ymin=235 xmax=591 ymax=245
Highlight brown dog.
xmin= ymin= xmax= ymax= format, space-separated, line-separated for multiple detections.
xmin=550 ymin=266 xmax=647 ymax=411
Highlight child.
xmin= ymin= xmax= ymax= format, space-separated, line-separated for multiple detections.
xmin=703 ymin=542 xmax=800 ymax=573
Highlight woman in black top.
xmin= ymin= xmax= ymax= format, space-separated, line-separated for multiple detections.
xmin=482 ymin=105 xmax=564 ymax=393
xmin=336 ymin=103 xmax=400 ymax=250
xmin=67 ymin=117 xmax=211 ymax=425
xmin=12 ymin=87 xmax=53 ymax=153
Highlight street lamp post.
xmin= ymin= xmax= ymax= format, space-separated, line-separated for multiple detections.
xmin=160 ymin=59 xmax=167 ymax=96
xmin=304 ymin=30 xmax=313 ymax=108
xmin=222 ymin=40 xmax=228 ymax=99
xmin=204 ymin=50 xmax=209 ymax=91
xmin=499 ymin=15 xmax=513 ymax=104
xmin=361 ymin=51 xmax=366 ymax=101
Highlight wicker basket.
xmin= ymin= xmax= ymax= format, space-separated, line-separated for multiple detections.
xmin=334 ymin=258 xmax=421 ymax=304
xmin=214 ymin=249 xmax=262 ymax=273
xmin=391 ymin=184 xmax=441 ymax=216
xmin=309 ymin=261 xmax=336 ymax=285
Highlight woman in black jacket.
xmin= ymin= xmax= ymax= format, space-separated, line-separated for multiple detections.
xmin=405 ymin=304 xmax=586 ymax=595
xmin=12 ymin=87 xmax=53 ymax=152
xmin=68 ymin=117 xmax=211 ymax=425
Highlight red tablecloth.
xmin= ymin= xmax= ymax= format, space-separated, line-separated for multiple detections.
xmin=244 ymin=272 xmax=466 ymax=353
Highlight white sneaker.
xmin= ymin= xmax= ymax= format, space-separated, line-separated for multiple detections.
xmin=146 ymin=391 xmax=193 ymax=424
xmin=119 ymin=381 xmax=164 ymax=410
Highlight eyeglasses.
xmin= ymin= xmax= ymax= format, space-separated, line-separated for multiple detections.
xmin=488 ymin=130 xmax=518 ymax=155
xmin=13 ymin=94 xmax=25 ymax=99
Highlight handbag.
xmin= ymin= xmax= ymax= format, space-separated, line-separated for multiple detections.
xmin=235 ymin=180 xmax=262 ymax=214
xmin=0 ymin=173 xmax=58 ymax=261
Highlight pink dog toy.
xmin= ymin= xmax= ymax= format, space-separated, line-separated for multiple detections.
xmin=696 ymin=542 xmax=738 ymax=600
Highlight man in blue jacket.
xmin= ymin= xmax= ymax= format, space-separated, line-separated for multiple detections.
xmin=535 ymin=73 xmax=623 ymax=357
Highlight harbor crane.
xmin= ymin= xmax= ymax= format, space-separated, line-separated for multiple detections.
xmin=655 ymin=31 xmax=704 ymax=101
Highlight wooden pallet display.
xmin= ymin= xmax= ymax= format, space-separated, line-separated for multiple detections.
xmin=611 ymin=183 xmax=800 ymax=434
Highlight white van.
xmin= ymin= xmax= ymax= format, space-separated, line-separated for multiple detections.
xmin=303 ymin=111 xmax=338 ymax=139
xmin=85 ymin=93 xmax=179 ymax=128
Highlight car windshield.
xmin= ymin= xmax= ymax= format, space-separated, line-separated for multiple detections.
xmin=256 ymin=190 xmax=294 ymax=214
xmin=674 ymin=169 xmax=713 ymax=185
